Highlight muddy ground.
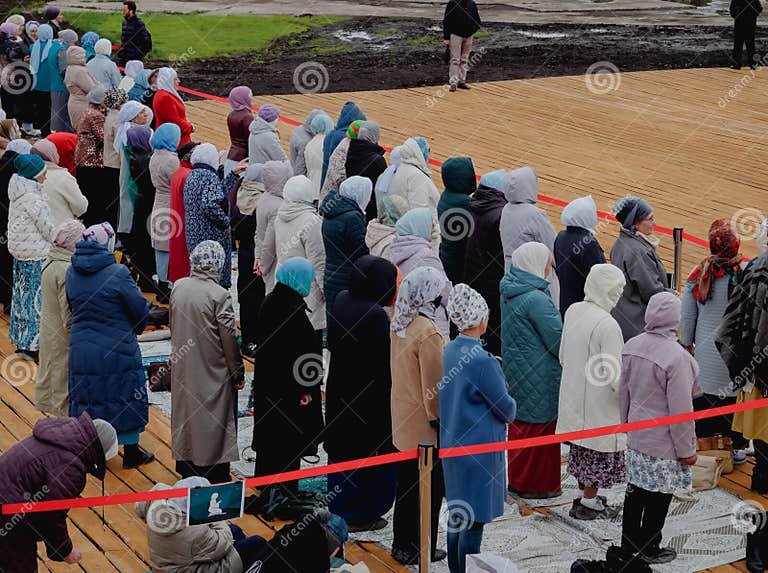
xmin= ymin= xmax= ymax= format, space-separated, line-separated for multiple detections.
xmin=155 ymin=17 xmax=768 ymax=97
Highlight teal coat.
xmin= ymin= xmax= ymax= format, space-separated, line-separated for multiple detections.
xmin=32 ymin=40 xmax=66 ymax=92
xmin=437 ymin=157 xmax=476 ymax=284
xmin=500 ymin=267 xmax=562 ymax=423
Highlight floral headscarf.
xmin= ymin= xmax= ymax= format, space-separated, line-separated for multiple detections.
xmin=447 ymin=283 xmax=489 ymax=332
xmin=104 ymin=87 xmax=128 ymax=110
xmin=190 ymin=240 xmax=225 ymax=276
xmin=391 ymin=266 xmax=446 ymax=338
xmin=687 ymin=219 xmax=742 ymax=303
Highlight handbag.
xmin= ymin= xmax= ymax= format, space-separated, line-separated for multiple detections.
xmin=147 ymin=361 xmax=171 ymax=392
xmin=697 ymin=434 xmax=734 ymax=474
xmin=692 ymin=454 xmax=726 ymax=491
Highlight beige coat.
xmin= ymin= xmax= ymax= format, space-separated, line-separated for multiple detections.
xmin=41 ymin=162 xmax=88 ymax=226
xmin=304 ymin=133 xmax=325 ymax=196
xmin=388 ymin=138 xmax=440 ymax=213
xmin=35 ymin=246 xmax=73 ymax=416
xmin=390 ymin=316 xmax=444 ymax=451
xmin=64 ymin=47 xmax=97 ymax=132
xmin=149 ymin=149 xmax=180 ymax=251
xmin=365 ymin=219 xmax=396 ymax=259
xmin=102 ymin=109 xmax=121 ymax=169
xmin=170 ymin=268 xmax=244 ymax=467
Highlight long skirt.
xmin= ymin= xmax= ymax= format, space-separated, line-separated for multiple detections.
xmin=118 ymin=147 xmax=138 ymax=233
xmin=77 ymin=166 xmax=114 ymax=227
xmin=50 ymin=90 xmax=74 ymax=133
xmin=9 ymin=259 xmax=44 ymax=351
xmin=567 ymin=443 xmax=626 ymax=489
xmin=507 ymin=420 xmax=562 ymax=495
xmin=328 ymin=459 xmax=397 ymax=524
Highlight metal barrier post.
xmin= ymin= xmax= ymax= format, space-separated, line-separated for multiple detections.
xmin=672 ymin=226 xmax=684 ymax=291
xmin=418 ymin=442 xmax=434 ymax=573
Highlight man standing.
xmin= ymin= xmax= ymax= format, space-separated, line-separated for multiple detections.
xmin=443 ymin=0 xmax=481 ymax=92
xmin=117 ymin=0 xmax=152 ymax=67
xmin=730 ymin=0 xmax=762 ymax=69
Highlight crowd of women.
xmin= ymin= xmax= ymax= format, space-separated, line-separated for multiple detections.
xmin=1 ymin=10 xmax=768 ymax=573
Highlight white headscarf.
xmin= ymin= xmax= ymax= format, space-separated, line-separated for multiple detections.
xmin=94 ymin=38 xmax=112 ymax=56
xmin=157 ymin=67 xmax=183 ymax=103
xmin=114 ymin=101 xmax=151 ymax=154
xmin=510 ymin=241 xmax=552 ymax=280
xmin=374 ymin=145 xmax=403 ymax=205
xmin=561 ymin=195 xmax=598 ymax=234
xmin=124 ymin=60 xmax=144 ymax=78
xmin=29 ymin=23 xmax=54 ymax=75
xmin=283 ymin=175 xmax=316 ymax=204
xmin=447 ymin=283 xmax=489 ymax=332
xmin=391 ymin=267 xmax=446 ymax=338
xmin=6 ymin=138 xmax=32 ymax=155
xmin=190 ymin=143 xmax=219 ymax=169
xmin=339 ymin=175 xmax=372 ymax=213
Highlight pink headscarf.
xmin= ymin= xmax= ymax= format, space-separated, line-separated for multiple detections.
xmin=82 ymin=222 xmax=116 ymax=253
xmin=53 ymin=220 xmax=85 ymax=251
xmin=228 ymin=86 xmax=252 ymax=112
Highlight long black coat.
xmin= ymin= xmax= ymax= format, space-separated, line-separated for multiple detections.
xmin=345 ymin=139 xmax=387 ymax=222
xmin=128 ymin=146 xmax=157 ymax=282
xmin=252 ymin=282 xmax=324 ymax=476
xmin=325 ymin=256 xmax=398 ymax=461
xmin=553 ymin=226 xmax=606 ymax=318
xmin=464 ymin=185 xmax=506 ymax=355
xmin=0 ymin=150 xmax=18 ymax=306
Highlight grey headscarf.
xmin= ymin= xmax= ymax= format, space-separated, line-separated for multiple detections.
xmin=358 ymin=120 xmax=380 ymax=144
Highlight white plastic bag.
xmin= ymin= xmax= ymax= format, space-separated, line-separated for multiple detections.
xmin=466 ymin=553 xmax=519 ymax=573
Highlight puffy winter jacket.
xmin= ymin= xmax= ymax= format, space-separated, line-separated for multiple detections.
xmin=500 ymin=266 xmax=562 ymax=423
xmin=321 ymin=102 xmax=365 ymax=185
xmin=42 ymin=162 xmax=88 ymax=225
xmin=388 ymin=137 xmax=440 ymax=212
xmin=437 ymin=157 xmax=476 ymax=284
xmin=248 ymin=116 xmax=287 ymax=165
xmin=7 ymin=173 xmax=55 ymax=260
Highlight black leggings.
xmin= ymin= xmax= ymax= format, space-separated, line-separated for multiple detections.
xmin=621 ymin=483 xmax=673 ymax=557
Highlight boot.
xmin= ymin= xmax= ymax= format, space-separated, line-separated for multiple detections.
xmin=123 ymin=444 xmax=155 ymax=469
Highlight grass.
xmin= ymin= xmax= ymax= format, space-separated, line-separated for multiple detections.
xmin=64 ymin=11 xmax=345 ymax=60
xmin=474 ymin=30 xmax=491 ymax=39
xmin=405 ymin=35 xmax=441 ymax=47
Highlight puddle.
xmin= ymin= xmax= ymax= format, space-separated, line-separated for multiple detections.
xmin=333 ymin=30 xmax=375 ymax=42
xmin=512 ymin=29 xmax=571 ymax=39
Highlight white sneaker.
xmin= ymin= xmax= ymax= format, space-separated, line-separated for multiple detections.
xmin=734 ymin=449 xmax=748 ymax=464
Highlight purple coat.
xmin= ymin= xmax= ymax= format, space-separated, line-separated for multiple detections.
xmin=0 ymin=413 xmax=106 ymax=572
xmin=619 ymin=291 xmax=698 ymax=461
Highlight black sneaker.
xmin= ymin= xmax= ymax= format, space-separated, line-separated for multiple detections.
xmin=122 ymin=445 xmax=156 ymax=469
xmin=640 ymin=547 xmax=677 ymax=564
xmin=569 ymin=498 xmax=619 ymax=520
xmin=348 ymin=518 xmax=388 ymax=532
xmin=391 ymin=548 xmax=446 ymax=564
xmin=457 ymin=82 xmax=471 ymax=89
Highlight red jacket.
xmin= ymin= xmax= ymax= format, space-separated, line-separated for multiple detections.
xmin=168 ymin=162 xmax=192 ymax=281
xmin=46 ymin=132 xmax=78 ymax=176
xmin=153 ymin=90 xmax=193 ymax=147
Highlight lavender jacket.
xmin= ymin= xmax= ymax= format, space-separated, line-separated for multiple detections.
xmin=619 ymin=291 xmax=698 ymax=460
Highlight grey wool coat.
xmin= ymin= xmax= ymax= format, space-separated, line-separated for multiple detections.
xmin=610 ymin=227 xmax=669 ymax=341
xmin=149 ymin=149 xmax=180 ymax=251
xmin=170 ymin=267 xmax=244 ymax=467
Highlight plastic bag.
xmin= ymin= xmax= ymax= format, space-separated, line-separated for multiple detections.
xmin=466 ymin=553 xmax=519 ymax=572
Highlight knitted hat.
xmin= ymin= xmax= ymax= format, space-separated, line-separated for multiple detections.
xmin=87 ymin=85 xmax=106 ymax=105
xmin=14 ymin=154 xmax=46 ymax=181
xmin=258 ymin=103 xmax=280 ymax=123
xmin=104 ymin=87 xmax=128 ymax=110
xmin=347 ymin=119 xmax=364 ymax=139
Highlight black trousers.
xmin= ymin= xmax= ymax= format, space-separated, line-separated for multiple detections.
xmin=693 ymin=393 xmax=748 ymax=449
xmin=621 ymin=483 xmax=673 ymax=556
xmin=754 ymin=439 xmax=768 ymax=479
xmin=392 ymin=455 xmax=445 ymax=557
xmin=235 ymin=214 xmax=263 ymax=347
xmin=734 ymin=16 xmax=757 ymax=67
xmin=176 ymin=460 xmax=231 ymax=484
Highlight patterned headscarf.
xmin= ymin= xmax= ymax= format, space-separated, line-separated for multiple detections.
xmin=104 ymin=87 xmax=128 ymax=110
xmin=346 ymin=119 xmax=364 ymax=139
xmin=53 ymin=219 xmax=85 ymax=251
xmin=81 ymin=31 xmax=99 ymax=51
xmin=190 ymin=240 xmax=225 ymax=276
xmin=447 ymin=283 xmax=489 ymax=332
xmin=391 ymin=266 xmax=446 ymax=338
xmin=276 ymin=257 xmax=315 ymax=298
xmin=687 ymin=219 xmax=742 ymax=304
xmin=6 ymin=139 xmax=31 ymax=155
xmin=82 ymin=222 xmax=116 ymax=252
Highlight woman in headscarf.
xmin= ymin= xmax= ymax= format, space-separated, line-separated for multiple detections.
xmin=152 ymin=67 xmax=193 ymax=146
xmin=101 ymin=87 xmax=128 ymax=228
xmin=118 ymin=59 xmax=142 ymax=91
xmin=681 ymin=219 xmax=748 ymax=461
xmin=126 ymin=124 xmax=157 ymax=288
xmin=320 ymin=118 xmax=362 ymax=204
xmin=441 ymin=284 xmax=517 ymax=573
xmin=168 ymin=141 xmax=199 ymax=282
xmin=389 ymin=266 xmax=447 ymax=565
xmin=252 ymin=257 xmax=324 ymax=495
xmin=0 ymin=21 xmax=31 ymax=131
xmin=610 ymin=195 xmax=669 ymax=341
xmin=87 ymin=38 xmax=122 ymax=89
xmin=290 ymin=109 xmax=322 ymax=176
xmin=183 ymin=142 xmax=231 ymax=288
xmin=129 ymin=68 xmax=150 ymax=103
xmin=366 ymin=194 xmax=408 ymax=259
xmin=345 ymin=120 xmax=387 ymax=221
xmin=51 ymin=28 xmax=77 ymax=133
xmin=64 ymin=45 xmax=96 ymax=131
xmin=324 ymin=255 xmax=399 ymax=531
xmin=115 ymin=99 xmax=152 ymax=236
xmin=253 ymin=159 xmax=292 ymax=293
xmin=274 ymin=174 xmax=326 ymax=335
xmin=35 ymin=219 xmax=84 ymax=416
xmin=74 ymin=85 xmax=107 ymax=226
xmin=170 ymin=241 xmax=245 ymax=484
xmin=321 ymin=101 xmax=365 ymax=186
xmin=554 ymin=195 xmax=606 ymax=317
xmin=46 ymin=130 xmax=77 ymax=176
xmin=304 ymin=111 xmax=333 ymax=195
xmin=248 ymin=102 xmax=286 ymax=165
xmin=44 ymin=6 xmax=62 ymax=37
xmin=500 ymin=241 xmax=563 ymax=498
xmin=149 ymin=122 xmax=181 ymax=302
xmin=437 ymin=157 xmax=476 ymax=285
xmin=464 ymin=168 xmax=507 ymax=353
xmin=7 ymin=154 xmax=55 ymax=361
xmin=390 ymin=206 xmax=452 ymax=339
xmin=32 ymin=138 xmax=86 ymax=225
xmin=225 ymin=86 xmax=253 ymax=177
xmin=21 ymin=19 xmax=37 ymax=48
xmin=80 ymin=31 xmax=99 ymax=61
xmin=375 ymin=145 xmax=402 ymax=205
xmin=388 ymin=136 xmax=440 ymax=213
xmin=320 ymin=175 xmax=371 ymax=325
xmin=67 ymin=221 xmax=154 ymax=469
xmin=557 ymin=264 xmax=627 ymax=520
xmin=29 ymin=23 xmax=62 ymax=136
xmin=0 ymin=139 xmax=30 ymax=314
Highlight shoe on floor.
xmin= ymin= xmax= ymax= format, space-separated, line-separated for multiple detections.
xmin=734 ymin=449 xmax=748 ymax=464
xmin=348 ymin=518 xmax=388 ymax=532
xmin=640 ymin=547 xmax=677 ymax=564
xmin=457 ymin=82 xmax=471 ymax=89
xmin=432 ymin=548 xmax=447 ymax=562
xmin=391 ymin=547 xmax=446 ymax=565
xmin=123 ymin=445 xmax=156 ymax=469
xmin=449 ymin=83 xmax=457 ymax=92
xmin=15 ymin=349 xmax=38 ymax=363
xmin=569 ymin=498 xmax=619 ymax=520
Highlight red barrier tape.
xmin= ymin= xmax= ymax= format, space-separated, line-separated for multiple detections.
xmin=4 ymin=397 xmax=767 ymax=515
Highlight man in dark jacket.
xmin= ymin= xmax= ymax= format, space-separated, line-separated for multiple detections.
xmin=0 ymin=413 xmax=118 ymax=573
xmin=117 ymin=1 xmax=152 ymax=66
xmin=731 ymin=0 xmax=762 ymax=69
xmin=443 ymin=0 xmax=481 ymax=91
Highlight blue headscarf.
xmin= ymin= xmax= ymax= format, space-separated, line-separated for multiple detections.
xmin=479 ymin=169 xmax=506 ymax=192
xmin=151 ymin=123 xmax=181 ymax=152
xmin=29 ymin=24 xmax=53 ymax=75
xmin=276 ymin=257 xmax=315 ymax=298
xmin=395 ymin=207 xmax=433 ymax=239
xmin=414 ymin=136 xmax=429 ymax=162
xmin=133 ymin=69 xmax=149 ymax=91
xmin=309 ymin=111 xmax=333 ymax=135
xmin=81 ymin=31 xmax=99 ymax=60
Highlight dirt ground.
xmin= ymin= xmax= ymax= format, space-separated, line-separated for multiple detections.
xmin=157 ymin=17 xmax=766 ymax=96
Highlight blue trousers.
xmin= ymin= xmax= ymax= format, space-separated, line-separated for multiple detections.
xmin=446 ymin=514 xmax=485 ymax=573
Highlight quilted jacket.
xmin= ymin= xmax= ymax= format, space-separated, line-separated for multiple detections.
xmin=7 ymin=173 xmax=55 ymax=261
